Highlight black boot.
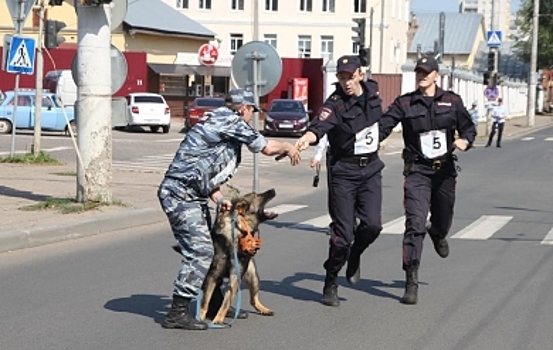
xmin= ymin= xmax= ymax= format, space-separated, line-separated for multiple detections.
xmin=346 ymin=248 xmax=361 ymax=286
xmin=163 ymin=295 xmax=208 ymax=330
xmin=400 ymin=268 xmax=418 ymax=305
xmin=322 ymin=273 xmax=340 ymax=307
xmin=430 ymin=235 xmax=449 ymax=258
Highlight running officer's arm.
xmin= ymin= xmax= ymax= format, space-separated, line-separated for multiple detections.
xmin=296 ymin=103 xmax=339 ymax=151
xmin=453 ymin=96 xmax=477 ymax=151
xmin=379 ymin=97 xmax=405 ymax=142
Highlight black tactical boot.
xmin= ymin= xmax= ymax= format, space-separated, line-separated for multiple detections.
xmin=430 ymin=235 xmax=449 ymax=258
xmin=163 ymin=295 xmax=208 ymax=330
xmin=322 ymin=273 xmax=340 ymax=307
xmin=345 ymin=248 xmax=361 ymax=286
xmin=400 ymin=268 xmax=418 ymax=305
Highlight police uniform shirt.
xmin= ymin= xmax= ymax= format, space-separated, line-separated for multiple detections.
xmin=164 ymin=106 xmax=267 ymax=199
xmin=379 ymin=87 xmax=477 ymax=160
xmin=308 ymin=80 xmax=382 ymax=159
xmin=491 ymin=104 xmax=508 ymax=124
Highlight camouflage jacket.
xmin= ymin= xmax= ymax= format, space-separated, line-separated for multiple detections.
xmin=162 ymin=106 xmax=267 ymax=201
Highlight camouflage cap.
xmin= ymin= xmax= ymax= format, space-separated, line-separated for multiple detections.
xmin=226 ymin=88 xmax=260 ymax=112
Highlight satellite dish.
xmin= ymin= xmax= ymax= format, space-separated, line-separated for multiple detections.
xmin=231 ymin=41 xmax=282 ymax=97
xmin=71 ymin=44 xmax=128 ymax=94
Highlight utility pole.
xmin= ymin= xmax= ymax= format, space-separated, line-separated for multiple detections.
xmin=527 ymin=0 xmax=539 ymax=127
xmin=253 ymin=0 xmax=259 ymax=41
xmin=9 ymin=0 xmax=26 ymax=158
xmin=379 ymin=0 xmax=385 ymax=73
xmin=368 ymin=7 xmax=374 ymax=77
xmin=76 ymin=3 xmax=112 ymax=203
xmin=32 ymin=0 xmax=45 ymax=156
xmin=252 ymin=0 xmax=260 ymax=192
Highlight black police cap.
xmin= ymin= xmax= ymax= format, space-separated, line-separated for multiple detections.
xmin=414 ymin=56 xmax=439 ymax=73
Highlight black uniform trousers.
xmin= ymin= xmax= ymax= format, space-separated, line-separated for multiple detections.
xmin=486 ymin=122 xmax=504 ymax=147
xmin=324 ymin=157 xmax=384 ymax=275
xmin=402 ymin=162 xmax=457 ymax=270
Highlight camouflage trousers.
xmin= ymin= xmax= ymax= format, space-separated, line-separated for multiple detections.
xmin=158 ymin=185 xmax=214 ymax=300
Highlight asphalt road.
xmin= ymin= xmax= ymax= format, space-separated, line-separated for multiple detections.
xmin=1 ymin=127 xmax=553 ymax=350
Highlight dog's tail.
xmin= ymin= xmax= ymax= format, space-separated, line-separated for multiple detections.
xmin=172 ymin=245 xmax=184 ymax=256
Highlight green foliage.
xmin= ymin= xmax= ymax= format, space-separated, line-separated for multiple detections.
xmin=0 ymin=151 xmax=60 ymax=164
xmin=20 ymin=197 xmax=126 ymax=214
xmin=514 ymin=0 xmax=553 ymax=67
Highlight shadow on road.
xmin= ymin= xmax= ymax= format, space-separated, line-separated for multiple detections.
xmin=0 ymin=185 xmax=51 ymax=201
xmin=104 ymin=294 xmax=170 ymax=325
xmin=260 ymin=272 xmax=404 ymax=303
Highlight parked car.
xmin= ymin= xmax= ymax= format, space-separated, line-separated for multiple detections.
xmin=125 ymin=93 xmax=171 ymax=133
xmin=263 ymin=99 xmax=310 ymax=136
xmin=0 ymin=89 xmax=75 ymax=134
xmin=184 ymin=97 xmax=225 ymax=130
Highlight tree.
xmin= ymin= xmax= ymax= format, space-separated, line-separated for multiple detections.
xmin=514 ymin=0 xmax=553 ymax=68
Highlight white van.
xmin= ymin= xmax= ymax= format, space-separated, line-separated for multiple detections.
xmin=44 ymin=70 xmax=77 ymax=106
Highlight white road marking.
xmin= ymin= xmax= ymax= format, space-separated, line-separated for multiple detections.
xmin=266 ymin=204 xmax=308 ymax=215
xmin=381 ymin=216 xmax=405 ymax=234
xmin=451 ymin=215 xmax=513 ymax=240
xmin=540 ymin=228 xmax=553 ymax=245
xmin=520 ymin=137 xmax=534 ymax=141
xmin=291 ymin=214 xmax=331 ymax=230
xmin=0 ymin=146 xmax=72 ymax=156
xmin=544 ymin=137 xmax=553 ymax=141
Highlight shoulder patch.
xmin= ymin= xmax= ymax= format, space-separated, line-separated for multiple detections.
xmin=318 ymin=107 xmax=333 ymax=121
xmin=331 ymin=94 xmax=340 ymax=101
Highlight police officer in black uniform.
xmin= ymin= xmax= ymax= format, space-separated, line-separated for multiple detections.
xmin=296 ymin=55 xmax=384 ymax=307
xmin=379 ymin=56 xmax=477 ymax=305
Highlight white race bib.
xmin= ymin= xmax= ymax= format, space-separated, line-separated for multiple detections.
xmin=419 ymin=129 xmax=447 ymax=159
xmin=354 ymin=123 xmax=379 ymax=155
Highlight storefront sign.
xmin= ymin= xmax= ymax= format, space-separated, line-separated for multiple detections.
xmin=198 ymin=43 xmax=219 ymax=66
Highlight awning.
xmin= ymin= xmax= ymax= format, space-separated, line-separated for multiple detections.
xmin=148 ymin=63 xmax=231 ymax=77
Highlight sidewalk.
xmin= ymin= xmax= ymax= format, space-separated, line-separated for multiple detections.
xmin=0 ymin=114 xmax=551 ymax=253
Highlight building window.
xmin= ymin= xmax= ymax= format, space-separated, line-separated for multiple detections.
xmin=199 ymin=0 xmax=211 ymax=10
xmin=298 ymin=35 xmax=311 ymax=58
xmin=299 ymin=0 xmax=312 ymax=12
xmin=231 ymin=0 xmax=244 ymax=10
xmin=176 ymin=0 xmax=189 ymax=9
xmin=321 ymin=35 xmax=334 ymax=61
xmin=322 ymin=0 xmax=335 ymax=13
xmin=264 ymin=34 xmax=277 ymax=49
xmin=352 ymin=40 xmax=360 ymax=54
xmin=265 ymin=0 xmax=278 ymax=11
xmin=230 ymin=34 xmax=243 ymax=55
xmin=353 ymin=0 xmax=366 ymax=13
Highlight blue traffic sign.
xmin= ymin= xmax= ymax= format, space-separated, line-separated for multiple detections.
xmin=484 ymin=86 xmax=499 ymax=101
xmin=486 ymin=30 xmax=502 ymax=47
xmin=6 ymin=36 xmax=35 ymax=75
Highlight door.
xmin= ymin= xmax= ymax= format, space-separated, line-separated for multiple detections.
xmin=35 ymin=96 xmax=59 ymax=130
xmin=6 ymin=95 xmax=33 ymax=129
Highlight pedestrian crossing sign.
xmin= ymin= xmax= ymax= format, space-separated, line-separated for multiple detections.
xmin=486 ymin=30 xmax=502 ymax=47
xmin=5 ymin=36 xmax=35 ymax=75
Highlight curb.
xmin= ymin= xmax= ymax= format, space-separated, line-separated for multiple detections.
xmin=0 ymin=207 xmax=166 ymax=254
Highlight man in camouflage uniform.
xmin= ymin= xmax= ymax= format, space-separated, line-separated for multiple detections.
xmin=158 ymin=88 xmax=301 ymax=330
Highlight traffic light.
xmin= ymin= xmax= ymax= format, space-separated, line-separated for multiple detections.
xmin=359 ymin=47 xmax=369 ymax=67
xmin=352 ymin=18 xmax=366 ymax=48
xmin=80 ymin=0 xmax=113 ymax=5
xmin=487 ymin=50 xmax=499 ymax=72
xmin=483 ymin=72 xmax=490 ymax=86
xmin=44 ymin=20 xmax=66 ymax=49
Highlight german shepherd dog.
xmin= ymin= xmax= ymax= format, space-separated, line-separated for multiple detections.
xmin=174 ymin=188 xmax=277 ymax=324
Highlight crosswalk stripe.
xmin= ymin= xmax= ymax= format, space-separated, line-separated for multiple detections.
xmin=382 ymin=216 xmax=405 ymax=234
xmin=540 ymin=228 xmax=553 ymax=245
xmin=290 ymin=214 xmax=331 ymax=230
xmin=545 ymin=137 xmax=553 ymax=141
xmin=521 ymin=137 xmax=534 ymax=141
xmin=451 ymin=215 xmax=512 ymax=240
xmin=267 ymin=204 xmax=308 ymax=215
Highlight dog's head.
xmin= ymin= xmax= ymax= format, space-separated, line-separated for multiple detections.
xmin=232 ymin=188 xmax=277 ymax=232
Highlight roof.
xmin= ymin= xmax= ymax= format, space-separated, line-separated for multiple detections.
xmin=124 ymin=0 xmax=215 ymax=38
xmin=409 ymin=13 xmax=484 ymax=55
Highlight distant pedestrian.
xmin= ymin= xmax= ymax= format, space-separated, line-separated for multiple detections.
xmin=468 ymin=101 xmax=479 ymax=126
xmin=486 ymin=97 xmax=508 ymax=148
xmin=158 ymin=88 xmax=300 ymax=330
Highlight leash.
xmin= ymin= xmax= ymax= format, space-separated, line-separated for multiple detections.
xmin=195 ymin=209 xmax=242 ymax=329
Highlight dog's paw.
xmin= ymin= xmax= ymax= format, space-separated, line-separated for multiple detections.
xmin=260 ymin=309 xmax=274 ymax=316
xmin=212 ymin=316 xmax=225 ymax=325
